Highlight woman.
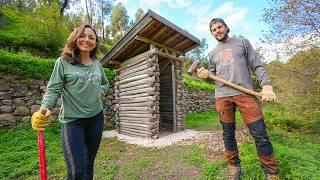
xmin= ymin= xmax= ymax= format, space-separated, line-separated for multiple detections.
xmin=31 ymin=24 xmax=109 ymax=179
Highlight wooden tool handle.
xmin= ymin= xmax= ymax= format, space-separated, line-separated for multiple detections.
xmin=38 ymin=109 xmax=48 ymax=180
xmin=208 ymin=73 xmax=262 ymax=98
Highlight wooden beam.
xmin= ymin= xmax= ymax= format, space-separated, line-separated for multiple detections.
xmin=160 ymin=61 xmax=172 ymax=73
xmin=118 ymin=51 xmax=150 ymax=70
xmin=154 ymin=49 xmax=183 ymax=62
xmin=151 ymin=26 xmax=167 ymax=39
xmin=163 ymin=33 xmax=181 ymax=44
xmin=135 ymin=35 xmax=183 ymax=55
xmin=173 ymin=39 xmax=190 ymax=49
xmin=100 ymin=17 xmax=154 ymax=66
xmin=130 ymin=43 xmax=148 ymax=56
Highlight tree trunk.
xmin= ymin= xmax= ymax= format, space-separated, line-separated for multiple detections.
xmin=85 ymin=0 xmax=90 ymax=25
xmin=59 ymin=0 xmax=69 ymax=16
xmin=89 ymin=0 xmax=93 ymax=26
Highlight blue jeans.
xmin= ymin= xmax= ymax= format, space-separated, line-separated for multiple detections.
xmin=61 ymin=111 xmax=104 ymax=180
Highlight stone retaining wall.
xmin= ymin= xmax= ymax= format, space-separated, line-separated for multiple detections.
xmin=0 ymin=74 xmax=214 ymax=127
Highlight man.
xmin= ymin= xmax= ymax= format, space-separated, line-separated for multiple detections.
xmin=197 ymin=18 xmax=279 ymax=180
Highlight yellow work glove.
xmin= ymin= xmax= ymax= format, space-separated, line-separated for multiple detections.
xmin=197 ymin=67 xmax=209 ymax=79
xmin=261 ymin=85 xmax=277 ymax=102
xmin=31 ymin=109 xmax=51 ymax=131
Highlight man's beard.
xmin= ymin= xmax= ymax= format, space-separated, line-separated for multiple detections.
xmin=215 ymin=32 xmax=228 ymax=42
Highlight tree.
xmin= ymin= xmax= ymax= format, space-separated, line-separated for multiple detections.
xmin=110 ymin=3 xmax=129 ymax=43
xmin=134 ymin=8 xmax=144 ymax=24
xmin=262 ymin=0 xmax=320 ymax=54
xmin=187 ymin=38 xmax=208 ymax=66
xmin=46 ymin=0 xmax=79 ymax=15
xmin=84 ymin=0 xmax=92 ymax=26
xmin=183 ymin=38 xmax=208 ymax=72
xmin=0 ymin=0 xmax=28 ymax=11
xmin=129 ymin=8 xmax=145 ymax=28
xmin=56 ymin=0 xmax=79 ymax=16
xmin=96 ymin=0 xmax=112 ymax=41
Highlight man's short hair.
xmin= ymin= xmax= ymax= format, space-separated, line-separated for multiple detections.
xmin=209 ymin=18 xmax=230 ymax=33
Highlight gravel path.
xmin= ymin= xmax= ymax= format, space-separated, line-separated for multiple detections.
xmin=102 ymin=128 xmax=250 ymax=149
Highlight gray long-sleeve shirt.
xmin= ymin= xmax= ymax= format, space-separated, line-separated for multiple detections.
xmin=208 ymin=37 xmax=271 ymax=97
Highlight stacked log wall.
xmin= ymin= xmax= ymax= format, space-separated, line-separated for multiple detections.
xmin=114 ymin=51 xmax=160 ymax=138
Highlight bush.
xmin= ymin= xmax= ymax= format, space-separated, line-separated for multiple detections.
xmin=0 ymin=50 xmax=116 ymax=84
xmin=103 ymin=68 xmax=116 ymax=85
xmin=0 ymin=50 xmax=55 ymax=80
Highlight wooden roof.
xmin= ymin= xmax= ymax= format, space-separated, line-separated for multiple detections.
xmin=101 ymin=10 xmax=200 ymax=68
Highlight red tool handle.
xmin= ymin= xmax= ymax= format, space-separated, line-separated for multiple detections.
xmin=37 ymin=109 xmax=48 ymax=180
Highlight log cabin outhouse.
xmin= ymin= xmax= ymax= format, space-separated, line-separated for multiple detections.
xmin=101 ymin=10 xmax=200 ymax=138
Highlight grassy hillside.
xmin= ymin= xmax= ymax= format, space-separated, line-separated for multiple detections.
xmin=0 ymin=8 xmax=69 ymax=57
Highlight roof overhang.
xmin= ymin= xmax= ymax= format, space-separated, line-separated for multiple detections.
xmin=101 ymin=10 xmax=200 ymax=68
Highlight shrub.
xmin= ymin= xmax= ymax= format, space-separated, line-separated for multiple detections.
xmin=103 ymin=68 xmax=116 ymax=85
xmin=0 ymin=50 xmax=55 ymax=80
xmin=0 ymin=50 xmax=116 ymax=84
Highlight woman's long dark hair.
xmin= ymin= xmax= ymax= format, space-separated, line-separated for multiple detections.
xmin=61 ymin=24 xmax=99 ymax=65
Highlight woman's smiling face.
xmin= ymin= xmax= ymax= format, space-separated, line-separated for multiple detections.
xmin=76 ymin=27 xmax=97 ymax=53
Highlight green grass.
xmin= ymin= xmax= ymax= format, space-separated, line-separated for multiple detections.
xmin=0 ymin=121 xmax=65 ymax=179
xmin=1 ymin=110 xmax=319 ymax=179
xmin=185 ymin=110 xmax=245 ymax=131
xmin=184 ymin=130 xmax=320 ymax=179
xmin=182 ymin=73 xmax=215 ymax=92
xmin=238 ymin=130 xmax=320 ymax=179
xmin=263 ymin=102 xmax=320 ymax=134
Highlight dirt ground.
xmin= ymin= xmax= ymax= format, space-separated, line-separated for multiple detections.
xmin=179 ymin=128 xmax=250 ymax=162
xmin=97 ymin=128 xmax=250 ymax=179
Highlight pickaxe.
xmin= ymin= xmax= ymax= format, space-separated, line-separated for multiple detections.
xmin=187 ymin=61 xmax=262 ymax=98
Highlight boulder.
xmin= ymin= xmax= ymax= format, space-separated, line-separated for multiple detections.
xmin=2 ymin=100 xmax=13 ymax=105
xmin=13 ymin=98 xmax=26 ymax=106
xmin=0 ymin=105 xmax=13 ymax=113
xmin=14 ymin=106 xmax=30 ymax=116
xmin=0 ymin=114 xmax=16 ymax=126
